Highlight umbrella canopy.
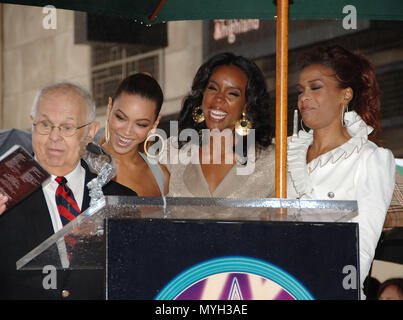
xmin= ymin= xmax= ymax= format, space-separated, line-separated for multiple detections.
xmin=1 ymin=0 xmax=403 ymax=23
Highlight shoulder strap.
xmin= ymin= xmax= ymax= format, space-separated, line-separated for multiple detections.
xmin=138 ymin=152 xmax=165 ymax=197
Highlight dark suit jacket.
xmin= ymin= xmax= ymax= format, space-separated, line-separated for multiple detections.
xmin=0 ymin=160 xmax=136 ymax=299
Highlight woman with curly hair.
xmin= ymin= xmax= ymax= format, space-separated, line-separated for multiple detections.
xmin=287 ymin=45 xmax=396 ymax=297
xmin=167 ymin=52 xmax=275 ymax=197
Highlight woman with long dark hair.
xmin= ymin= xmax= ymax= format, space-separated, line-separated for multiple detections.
xmin=101 ymin=73 xmax=169 ymax=196
xmin=287 ymin=45 xmax=395 ymax=297
xmin=167 ymin=52 xmax=275 ymax=197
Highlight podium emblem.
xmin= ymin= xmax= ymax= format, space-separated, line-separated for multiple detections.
xmin=155 ymin=256 xmax=314 ymax=300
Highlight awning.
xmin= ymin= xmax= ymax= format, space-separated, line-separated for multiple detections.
xmin=1 ymin=0 xmax=403 ymax=23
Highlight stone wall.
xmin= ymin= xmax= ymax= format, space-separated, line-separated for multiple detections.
xmin=2 ymin=4 xmax=91 ymax=129
xmin=1 ymin=4 xmax=203 ymax=130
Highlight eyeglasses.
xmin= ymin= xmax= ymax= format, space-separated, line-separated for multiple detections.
xmin=33 ymin=120 xmax=92 ymax=137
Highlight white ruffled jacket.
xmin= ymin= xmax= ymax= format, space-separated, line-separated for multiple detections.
xmin=287 ymin=111 xmax=396 ymax=297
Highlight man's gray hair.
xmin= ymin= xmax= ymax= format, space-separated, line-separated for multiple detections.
xmin=31 ymin=82 xmax=96 ymax=122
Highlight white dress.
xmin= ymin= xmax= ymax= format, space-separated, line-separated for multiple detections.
xmin=287 ymin=111 xmax=396 ymax=297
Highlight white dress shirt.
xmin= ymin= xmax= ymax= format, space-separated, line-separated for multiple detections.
xmin=287 ymin=111 xmax=396 ymax=298
xmin=42 ymin=161 xmax=86 ymax=233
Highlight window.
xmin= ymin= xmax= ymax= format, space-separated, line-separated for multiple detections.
xmin=91 ymin=44 xmax=163 ymax=110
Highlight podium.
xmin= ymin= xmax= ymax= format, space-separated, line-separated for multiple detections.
xmin=17 ymin=196 xmax=360 ymax=300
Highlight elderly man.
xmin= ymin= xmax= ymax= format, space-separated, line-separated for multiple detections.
xmin=0 ymin=83 xmax=136 ymax=299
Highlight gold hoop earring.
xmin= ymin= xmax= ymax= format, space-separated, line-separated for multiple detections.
xmin=192 ymin=105 xmax=205 ymax=124
xmin=235 ymin=112 xmax=252 ymax=136
xmin=104 ymin=119 xmax=110 ymax=143
xmin=144 ymin=133 xmax=165 ymax=159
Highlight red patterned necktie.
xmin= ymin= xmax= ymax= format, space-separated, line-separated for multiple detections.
xmin=55 ymin=176 xmax=81 ymax=262
xmin=55 ymin=176 xmax=81 ymax=226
